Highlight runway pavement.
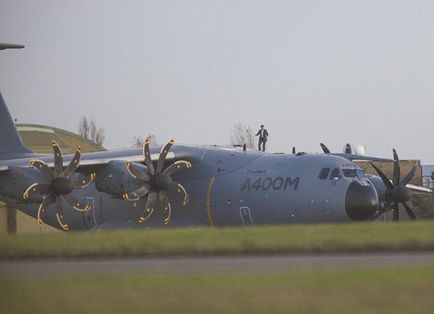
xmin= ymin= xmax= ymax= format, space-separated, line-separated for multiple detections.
xmin=1 ymin=252 xmax=434 ymax=276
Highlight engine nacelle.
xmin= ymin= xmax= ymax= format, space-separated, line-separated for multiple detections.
xmin=368 ymin=175 xmax=387 ymax=202
xmin=95 ymin=160 xmax=144 ymax=197
xmin=0 ymin=166 xmax=45 ymax=202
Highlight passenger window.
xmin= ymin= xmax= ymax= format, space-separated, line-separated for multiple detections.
xmin=319 ymin=168 xmax=330 ymax=180
xmin=329 ymin=168 xmax=341 ymax=180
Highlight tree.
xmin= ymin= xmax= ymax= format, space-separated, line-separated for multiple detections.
xmin=230 ymin=123 xmax=255 ymax=149
xmin=78 ymin=116 xmax=89 ymax=140
xmin=132 ymin=134 xmax=158 ymax=148
xmin=78 ymin=116 xmax=105 ymax=146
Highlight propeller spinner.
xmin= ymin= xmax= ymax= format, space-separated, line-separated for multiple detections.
xmin=23 ymin=141 xmax=95 ymax=230
xmin=369 ymin=149 xmax=417 ymax=221
xmin=123 ymin=139 xmax=192 ymax=225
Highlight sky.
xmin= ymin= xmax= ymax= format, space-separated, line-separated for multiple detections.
xmin=1 ymin=0 xmax=434 ymax=163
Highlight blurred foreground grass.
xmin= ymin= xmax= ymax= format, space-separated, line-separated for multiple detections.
xmin=1 ymin=221 xmax=434 ymax=258
xmin=1 ymin=266 xmax=433 ymax=314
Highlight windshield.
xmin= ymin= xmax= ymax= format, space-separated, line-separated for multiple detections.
xmin=342 ymin=169 xmax=366 ymax=179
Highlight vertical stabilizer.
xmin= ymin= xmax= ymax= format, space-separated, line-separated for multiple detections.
xmin=0 ymin=93 xmax=32 ymax=156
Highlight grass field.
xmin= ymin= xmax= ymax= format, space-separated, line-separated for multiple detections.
xmin=1 ymin=267 xmax=433 ymax=314
xmin=2 ymin=222 xmax=434 ymax=313
xmin=1 ymin=221 xmax=434 ymax=259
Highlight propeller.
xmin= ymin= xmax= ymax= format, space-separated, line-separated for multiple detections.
xmin=23 ymin=141 xmax=95 ymax=230
xmin=320 ymin=143 xmax=331 ymax=154
xmin=123 ymin=139 xmax=192 ymax=225
xmin=369 ymin=149 xmax=417 ymax=221
xmin=320 ymin=143 xmax=352 ymax=154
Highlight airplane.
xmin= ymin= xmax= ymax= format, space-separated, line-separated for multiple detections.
xmin=0 ymin=91 xmax=427 ymax=231
xmin=0 ymin=44 xmax=427 ymax=231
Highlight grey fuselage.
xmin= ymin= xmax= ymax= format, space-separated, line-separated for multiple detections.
xmin=0 ymin=145 xmax=379 ymax=230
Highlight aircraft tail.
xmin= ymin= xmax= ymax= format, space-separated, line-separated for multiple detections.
xmin=0 ymin=93 xmax=32 ymax=158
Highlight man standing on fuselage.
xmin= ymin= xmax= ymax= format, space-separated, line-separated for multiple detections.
xmin=255 ymin=124 xmax=269 ymax=152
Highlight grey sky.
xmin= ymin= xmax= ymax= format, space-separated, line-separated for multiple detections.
xmin=1 ymin=0 xmax=434 ymax=163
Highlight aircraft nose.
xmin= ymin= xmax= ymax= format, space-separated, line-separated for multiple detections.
xmin=345 ymin=181 xmax=379 ymax=221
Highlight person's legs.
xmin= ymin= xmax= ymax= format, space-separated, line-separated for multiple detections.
xmin=258 ymin=139 xmax=262 ymax=151
xmin=262 ymin=141 xmax=266 ymax=152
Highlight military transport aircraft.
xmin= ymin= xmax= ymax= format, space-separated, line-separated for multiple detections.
xmin=0 ymin=92 xmax=426 ymax=231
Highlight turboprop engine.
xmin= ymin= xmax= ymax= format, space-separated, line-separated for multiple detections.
xmin=94 ymin=160 xmax=145 ymax=197
xmin=0 ymin=166 xmax=44 ymax=202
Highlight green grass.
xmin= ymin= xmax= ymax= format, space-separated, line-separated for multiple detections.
xmin=1 ymin=267 xmax=434 ymax=314
xmin=1 ymin=221 xmax=434 ymax=259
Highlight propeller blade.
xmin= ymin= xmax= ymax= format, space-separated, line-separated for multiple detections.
xmin=143 ymin=139 xmax=155 ymax=175
xmin=345 ymin=143 xmax=352 ymax=154
xmin=29 ymin=160 xmax=54 ymax=181
xmin=139 ymin=208 xmax=154 ymax=224
xmin=320 ymin=143 xmax=331 ymax=154
xmin=37 ymin=194 xmax=54 ymax=225
xmin=392 ymin=149 xmax=400 ymax=186
xmin=400 ymin=165 xmax=417 ymax=187
xmin=369 ymin=162 xmax=394 ymax=190
xmin=402 ymin=202 xmax=416 ymax=220
xmin=157 ymin=139 xmax=174 ymax=173
xmin=393 ymin=202 xmax=399 ymax=221
xmin=63 ymin=193 xmax=91 ymax=211
xmin=370 ymin=210 xmax=382 ymax=221
xmin=158 ymin=190 xmax=172 ymax=225
xmin=72 ymin=173 xmax=96 ymax=189
xmin=138 ymin=191 xmax=157 ymax=223
xmin=292 ymin=147 xmax=296 ymax=155
xmin=125 ymin=161 xmax=150 ymax=182
xmin=55 ymin=197 xmax=69 ymax=230
xmin=123 ymin=184 xmax=151 ymax=201
xmin=171 ymin=182 xmax=189 ymax=205
xmin=163 ymin=160 xmax=192 ymax=176
xmin=23 ymin=182 xmax=50 ymax=200
xmin=63 ymin=147 xmax=81 ymax=178
xmin=52 ymin=141 xmax=64 ymax=177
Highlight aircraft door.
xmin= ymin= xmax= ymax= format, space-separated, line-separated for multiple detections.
xmin=240 ymin=206 xmax=254 ymax=226
xmin=81 ymin=196 xmax=100 ymax=229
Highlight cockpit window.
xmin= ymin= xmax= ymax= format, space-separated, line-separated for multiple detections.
xmin=329 ymin=168 xmax=341 ymax=180
xmin=319 ymin=168 xmax=330 ymax=180
xmin=342 ymin=169 xmax=357 ymax=178
xmin=356 ymin=169 xmax=366 ymax=178
xmin=342 ymin=169 xmax=366 ymax=179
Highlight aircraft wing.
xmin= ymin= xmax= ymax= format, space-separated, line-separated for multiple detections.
xmin=406 ymin=184 xmax=432 ymax=193
xmin=331 ymin=153 xmax=392 ymax=162
xmin=0 ymin=149 xmax=176 ymax=172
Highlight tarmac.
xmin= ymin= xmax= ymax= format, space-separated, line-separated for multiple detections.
xmin=1 ymin=252 xmax=434 ymax=276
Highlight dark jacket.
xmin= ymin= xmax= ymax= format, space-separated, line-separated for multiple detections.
xmin=256 ymin=128 xmax=269 ymax=140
